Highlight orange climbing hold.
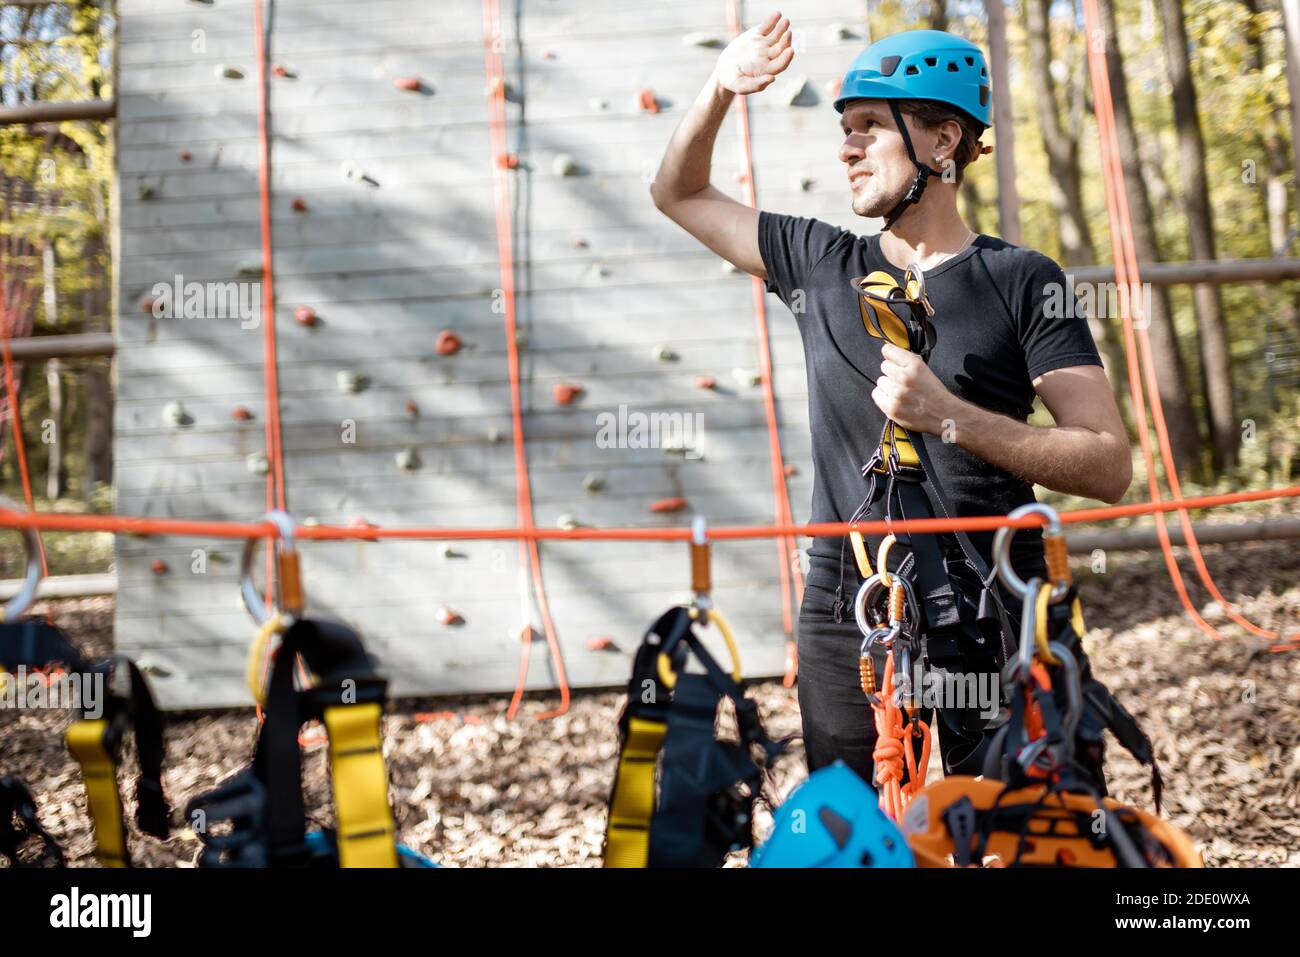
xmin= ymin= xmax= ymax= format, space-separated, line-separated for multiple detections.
xmin=695 ymin=375 xmax=717 ymax=390
xmin=497 ymin=153 xmax=519 ymax=170
xmin=150 ymin=560 xmax=168 ymax=576
xmin=553 ymin=383 xmax=583 ymax=406
xmin=650 ymin=497 xmax=688 ymax=514
xmin=436 ymin=605 xmax=464 ymax=626
xmin=405 ymin=399 xmax=420 ymax=417
xmin=586 ymin=635 xmax=616 ymax=652
xmin=290 ymin=196 xmax=308 ymax=213
xmin=638 ymin=88 xmax=660 ymax=113
xmin=394 ymin=76 xmax=422 ymax=92
xmin=293 ymin=306 xmax=318 ymax=327
xmin=231 ymin=406 xmax=253 ymax=421
xmin=436 ymin=330 xmax=462 ymax=355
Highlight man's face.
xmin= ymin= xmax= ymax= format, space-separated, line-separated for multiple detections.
xmin=838 ymin=101 xmax=920 ymax=220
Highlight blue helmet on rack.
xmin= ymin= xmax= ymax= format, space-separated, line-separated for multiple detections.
xmin=834 ymin=31 xmax=991 ymax=231
xmin=750 ymin=761 xmax=915 ymax=868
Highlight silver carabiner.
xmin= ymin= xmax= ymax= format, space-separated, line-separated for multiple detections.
xmin=992 ymin=503 xmax=1065 ymax=601
xmin=240 ymin=510 xmax=299 ymax=626
xmin=0 ymin=496 xmax=42 ymax=621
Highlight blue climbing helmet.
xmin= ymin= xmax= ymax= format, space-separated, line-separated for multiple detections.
xmin=834 ymin=30 xmax=991 ymax=231
xmin=750 ymin=761 xmax=915 ymax=868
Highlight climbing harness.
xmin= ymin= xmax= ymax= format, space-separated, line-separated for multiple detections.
xmin=896 ymin=504 xmax=1199 ymax=868
xmin=750 ymin=760 xmax=914 ymax=868
xmin=0 ymin=775 xmax=63 ymax=867
xmin=834 ymin=30 xmax=992 ymax=232
xmin=604 ymin=519 xmax=785 ymax=868
xmin=0 ymin=514 xmax=170 ymax=868
xmin=843 ymin=265 xmax=1019 ymax=782
xmin=186 ymin=615 xmax=427 ymax=868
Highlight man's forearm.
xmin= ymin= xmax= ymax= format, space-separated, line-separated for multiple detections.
xmin=650 ymin=72 xmax=735 ymax=205
xmin=940 ymin=397 xmax=1131 ymax=503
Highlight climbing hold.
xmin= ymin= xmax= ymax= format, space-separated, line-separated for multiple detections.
xmin=231 ymin=406 xmax=253 ymax=421
xmin=797 ymin=174 xmax=815 ymax=192
xmin=514 ymin=330 xmax=528 ymax=349
xmin=272 ymin=65 xmax=296 ymax=79
xmin=721 ymin=260 xmax=740 ymax=274
xmin=638 ymin=89 xmax=661 ymax=113
xmin=542 ymin=50 xmax=558 ymax=61
xmin=436 ymin=605 xmax=465 ymax=627
xmin=440 ymin=545 xmax=466 ymax=560
xmin=652 ymin=344 xmax=678 ymax=362
xmin=140 ymin=296 xmax=158 ymax=315
xmin=393 ymin=75 xmax=423 ymax=92
xmin=290 ymin=196 xmax=308 ymax=213
xmin=486 ymin=426 xmax=503 ymax=444
xmin=215 ymin=64 xmax=244 ymax=80
xmin=571 ymin=236 xmax=589 ymax=249
xmin=732 ymin=367 xmax=762 ymax=388
xmin=237 ymin=262 xmax=264 ymax=278
xmin=650 ymin=497 xmax=688 ymax=514
xmin=178 ymin=149 xmax=192 ymax=162
xmin=557 ymin=514 xmax=581 ymax=530
xmin=554 ymin=383 xmax=584 ymax=406
xmin=395 ymin=447 xmax=422 ymax=471
xmin=497 ymin=153 xmax=519 ymax=170
xmin=828 ymin=23 xmax=861 ymax=41
xmin=588 ymin=97 xmax=609 ymax=111
xmin=517 ymin=625 xmax=538 ymax=644
xmin=782 ymin=75 xmax=815 ymax=107
xmin=137 ymin=183 xmax=155 ymax=201
xmin=341 ymin=160 xmax=366 ymax=182
xmin=405 ymin=399 xmax=420 ymax=417
xmin=337 ymin=370 xmax=367 ymax=394
xmin=590 ymin=262 xmax=610 ymax=278
xmin=486 ymin=76 xmax=505 ymax=97
xmin=162 ymin=401 xmax=189 ymax=427
xmin=682 ymin=32 xmax=724 ymax=49
xmin=587 ymin=636 xmax=618 ymax=652
xmin=302 ymin=516 xmax=321 ymax=527
xmin=435 ymin=330 xmax=462 ymax=355
xmin=582 ymin=472 xmax=605 ymax=493
xmin=553 ymin=154 xmax=579 ymax=177
xmin=246 ymin=451 xmax=270 ymax=476
xmin=150 ymin=560 xmax=169 ymax=576
xmin=695 ymin=375 xmax=717 ymax=390
xmin=783 ymin=462 xmax=799 ymax=477
xmin=293 ymin=305 xmax=318 ymax=327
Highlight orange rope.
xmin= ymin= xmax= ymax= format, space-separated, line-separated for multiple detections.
xmin=725 ymin=0 xmax=804 ymax=687
xmin=482 ymin=0 xmax=570 ymax=719
xmin=1081 ymin=0 xmax=1298 ymax=654
xmin=870 ymin=653 xmax=930 ymax=821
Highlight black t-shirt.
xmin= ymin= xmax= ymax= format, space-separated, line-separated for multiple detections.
xmin=757 ymin=211 xmax=1102 ymax=586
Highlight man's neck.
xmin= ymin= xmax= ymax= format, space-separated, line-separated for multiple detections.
xmin=878 ymin=201 xmax=975 ymax=271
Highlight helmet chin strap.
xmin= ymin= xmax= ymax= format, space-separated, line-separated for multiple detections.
xmin=881 ymin=101 xmax=943 ymax=233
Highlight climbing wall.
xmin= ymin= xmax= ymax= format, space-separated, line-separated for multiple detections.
xmin=113 ymin=0 xmax=873 ymax=709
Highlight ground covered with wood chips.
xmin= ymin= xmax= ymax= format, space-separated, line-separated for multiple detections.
xmin=2 ymin=541 xmax=1298 ymax=867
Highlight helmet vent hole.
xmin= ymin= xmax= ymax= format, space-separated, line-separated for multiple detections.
xmin=947 ymin=61 xmax=959 ymax=72
xmin=965 ymin=56 xmax=974 ymax=66
xmin=906 ymin=65 xmax=920 ymax=76
xmin=860 ymin=850 xmax=875 ymax=866
xmin=924 ymin=56 xmax=937 ymax=67
xmin=880 ymin=55 xmax=901 ymax=77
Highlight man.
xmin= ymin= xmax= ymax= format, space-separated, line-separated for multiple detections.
xmin=650 ymin=15 xmax=1132 ymax=785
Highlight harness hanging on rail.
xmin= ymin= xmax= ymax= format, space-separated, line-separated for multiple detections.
xmin=603 ymin=520 xmax=785 ymax=868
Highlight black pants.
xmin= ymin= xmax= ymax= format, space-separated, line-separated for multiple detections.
xmin=796 ymin=576 xmax=1022 ymax=788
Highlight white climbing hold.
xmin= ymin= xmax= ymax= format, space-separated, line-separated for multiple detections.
xmin=732 ymin=367 xmax=761 ymax=388
xmin=395 ymin=447 xmax=422 ymax=471
xmin=337 ymin=370 xmax=365 ymax=393
xmin=557 ymin=513 xmax=581 ymax=530
xmin=781 ymin=75 xmax=813 ymax=107
xmin=797 ymin=174 xmax=815 ymax=192
xmin=341 ymin=160 xmax=368 ymax=182
xmin=827 ymin=23 xmax=861 ymax=42
xmin=487 ymin=426 xmax=503 ymax=444
xmin=682 ymin=32 xmax=724 ymax=49
xmin=162 ymin=401 xmax=187 ymax=426
xmin=653 ymin=344 xmax=678 ymax=362
xmin=303 ymin=516 xmax=321 ymax=527
xmin=588 ymin=97 xmax=609 ymax=111
xmin=591 ymin=262 xmax=610 ymax=278
xmin=553 ymin=154 xmax=579 ymax=177
xmin=246 ymin=451 xmax=270 ymax=475
xmin=582 ymin=472 xmax=605 ymax=493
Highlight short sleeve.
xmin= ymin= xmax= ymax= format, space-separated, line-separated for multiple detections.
xmin=757 ymin=211 xmax=846 ymax=312
xmin=1017 ymin=253 xmax=1103 ymax=380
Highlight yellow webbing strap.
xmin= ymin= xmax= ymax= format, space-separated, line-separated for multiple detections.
xmin=604 ymin=715 xmax=667 ymax=868
xmin=64 ymin=719 xmax=128 ymax=868
xmin=322 ymin=702 xmax=398 ymax=868
xmin=849 ymin=531 xmax=874 ymax=579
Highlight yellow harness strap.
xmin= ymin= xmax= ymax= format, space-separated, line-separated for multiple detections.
xmin=323 ymin=702 xmax=398 ymax=868
xmin=604 ymin=715 xmax=667 ymax=868
xmin=64 ymin=719 xmax=128 ymax=868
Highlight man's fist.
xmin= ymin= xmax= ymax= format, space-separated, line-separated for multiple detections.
xmin=714 ymin=11 xmax=795 ymax=96
xmin=872 ymin=342 xmax=960 ymax=436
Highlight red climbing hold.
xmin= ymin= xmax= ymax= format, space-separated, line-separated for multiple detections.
xmin=435 ymin=330 xmax=462 ymax=355
xmin=140 ymin=296 xmax=158 ymax=315
xmin=178 ymin=149 xmax=192 ymax=162
xmin=572 ymin=236 xmax=589 ymax=249
xmin=783 ymin=462 xmax=799 ymax=477
xmin=497 ymin=153 xmax=519 ymax=170
xmin=436 ymin=605 xmax=465 ymax=626
xmin=553 ymin=383 xmax=584 ymax=406
xmin=587 ymin=635 xmax=616 ymax=652
xmin=293 ymin=306 xmax=318 ymax=327
xmin=150 ymin=559 xmax=169 ymax=576
xmin=291 ymin=196 xmax=308 ymax=213
xmin=231 ymin=406 xmax=253 ymax=421
xmin=405 ymin=399 xmax=420 ymax=417
xmin=638 ymin=88 xmax=661 ymax=113
xmin=393 ymin=76 xmax=422 ymax=92
xmin=272 ymin=65 xmax=290 ymax=78
xmin=695 ymin=375 xmax=717 ymax=390
xmin=650 ymin=497 xmax=688 ymax=514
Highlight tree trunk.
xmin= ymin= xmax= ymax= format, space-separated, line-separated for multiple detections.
xmin=922 ymin=1 xmax=948 ymax=31
xmin=1096 ymin=0 xmax=1204 ymax=476
xmin=43 ymin=240 xmax=64 ymax=500
xmin=984 ymin=0 xmax=1021 ymax=244
xmin=1156 ymin=0 xmax=1237 ymax=470
xmin=1024 ymin=0 xmax=1128 ymax=418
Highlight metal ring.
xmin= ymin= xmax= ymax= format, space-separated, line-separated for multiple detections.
xmin=852 ymin=572 xmax=919 ymax=640
xmin=0 ymin=496 xmax=42 ymax=621
xmin=992 ymin=503 xmax=1062 ymax=600
xmin=240 ymin=510 xmax=297 ymax=626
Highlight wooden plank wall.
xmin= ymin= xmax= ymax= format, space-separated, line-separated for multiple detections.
xmin=114 ymin=0 xmax=873 ymax=709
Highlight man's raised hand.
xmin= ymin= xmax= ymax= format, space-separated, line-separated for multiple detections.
xmin=714 ymin=12 xmax=795 ymax=95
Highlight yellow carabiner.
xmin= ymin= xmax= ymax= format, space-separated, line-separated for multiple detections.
xmin=877 ymin=534 xmax=898 ymax=588
xmin=656 ymin=606 xmax=743 ymax=689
